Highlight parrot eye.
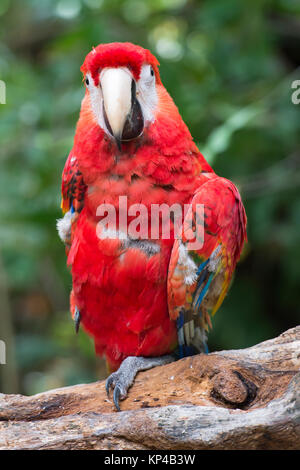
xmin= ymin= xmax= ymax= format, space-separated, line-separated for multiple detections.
xmin=150 ymin=67 xmax=154 ymax=77
xmin=85 ymin=78 xmax=89 ymax=86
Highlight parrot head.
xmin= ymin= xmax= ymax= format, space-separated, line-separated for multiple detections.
xmin=80 ymin=42 xmax=167 ymax=150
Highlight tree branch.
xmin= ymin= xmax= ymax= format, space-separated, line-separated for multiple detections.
xmin=0 ymin=327 xmax=299 ymax=450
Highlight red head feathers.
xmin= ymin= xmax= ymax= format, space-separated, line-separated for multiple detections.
xmin=80 ymin=42 xmax=161 ymax=86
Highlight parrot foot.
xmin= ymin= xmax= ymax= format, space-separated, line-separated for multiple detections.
xmin=105 ymin=355 xmax=175 ymax=411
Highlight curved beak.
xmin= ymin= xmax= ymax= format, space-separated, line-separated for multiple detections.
xmin=100 ymin=68 xmax=144 ymax=150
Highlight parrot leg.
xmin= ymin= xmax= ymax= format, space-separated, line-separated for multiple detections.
xmin=105 ymin=355 xmax=175 ymax=411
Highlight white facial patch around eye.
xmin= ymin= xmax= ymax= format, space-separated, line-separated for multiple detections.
xmin=136 ymin=64 xmax=158 ymax=126
xmin=85 ymin=72 xmax=110 ymax=133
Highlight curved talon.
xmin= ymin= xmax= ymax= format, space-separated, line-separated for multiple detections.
xmin=113 ymin=386 xmax=121 ymax=412
xmin=104 ymin=355 xmax=174 ymax=411
xmin=105 ymin=374 xmax=116 ymax=398
xmin=105 ymin=376 xmax=124 ymax=411
xmin=74 ymin=307 xmax=81 ymax=334
xmin=105 ymin=374 xmax=126 ymax=411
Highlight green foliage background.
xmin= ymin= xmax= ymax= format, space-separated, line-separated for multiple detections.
xmin=0 ymin=0 xmax=299 ymax=394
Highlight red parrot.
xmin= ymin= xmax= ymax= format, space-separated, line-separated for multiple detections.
xmin=57 ymin=42 xmax=247 ymax=410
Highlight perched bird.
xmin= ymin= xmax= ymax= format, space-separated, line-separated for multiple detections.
xmin=57 ymin=42 xmax=247 ymax=411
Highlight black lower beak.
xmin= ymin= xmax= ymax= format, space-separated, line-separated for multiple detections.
xmin=121 ymin=97 xmax=144 ymax=142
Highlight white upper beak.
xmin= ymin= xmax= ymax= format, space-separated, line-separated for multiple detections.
xmin=100 ymin=67 xmax=132 ymax=141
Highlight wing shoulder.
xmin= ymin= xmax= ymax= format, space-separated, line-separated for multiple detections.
xmin=57 ymin=152 xmax=87 ymax=249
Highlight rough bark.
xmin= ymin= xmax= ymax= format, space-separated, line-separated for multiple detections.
xmin=0 ymin=327 xmax=299 ymax=450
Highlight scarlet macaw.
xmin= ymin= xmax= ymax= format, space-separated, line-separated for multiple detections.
xmin=57 ymin=42 xmax=247 ymax=410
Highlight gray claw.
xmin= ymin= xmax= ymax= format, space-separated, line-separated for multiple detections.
xmin=113 ymin=386 xmax=121 ymax=412
xmin=104 ymin=355 xmax=175 ymax=412
xmin=105 ymin=373 xmax=124 ymax=411
xmin=74 ymin=307 xmax=81 ymax=334
xmin=105 ymin=377 xmax=112 ymax=397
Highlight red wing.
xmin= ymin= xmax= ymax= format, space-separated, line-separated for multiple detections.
xmin=167 ymin=176 xmax=247 ymax=355
xmin=58 ymin=152 xmax=87 ymax=253
xmin=61 ymin=152 xmax=86 ymax=214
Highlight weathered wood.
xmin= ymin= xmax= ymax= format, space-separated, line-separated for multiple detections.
xmin=0 ymin=326 xmax=299 ymax=450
